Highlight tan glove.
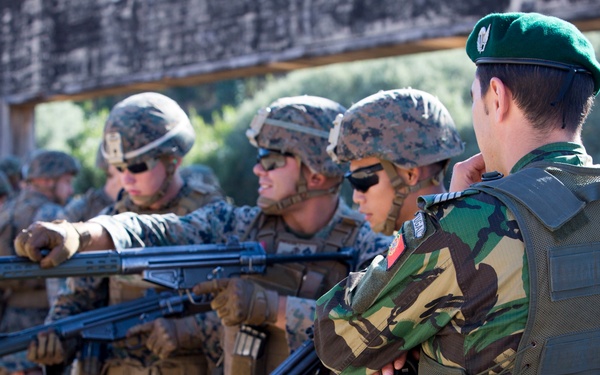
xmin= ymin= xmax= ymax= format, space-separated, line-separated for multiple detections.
xmin=126 ymin=316 xmax=202 ymax=359
xmin=27 ymin=330 xmax=72 ymax=366
xmin=14 ymin=220 xmax=90 ymax=268
xmin=193 ymin=278 xmax=279 ymax=326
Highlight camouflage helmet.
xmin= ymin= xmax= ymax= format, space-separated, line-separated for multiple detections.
xmin=328 ymin=88 xmax=464 ymax=168
xmin=246 ymin=95 xmax=347 ymax=178
xmin=0 ymin=155 xmax=21 ymax=178
xmin=0 ymin=171 xmax=12 ymax=197
xmin=23 ymin=150 xmax=80 ymax=181
xmin=102 ymin=92 xmax=195 ymax=167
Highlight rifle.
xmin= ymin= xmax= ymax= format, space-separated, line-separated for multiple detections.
xmin=0 ymin=291 xmax=210 ymax=357
xmin=0 ymin=241 xmax=357 ymax=289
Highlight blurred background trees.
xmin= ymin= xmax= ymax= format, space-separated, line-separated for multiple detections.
xmin=35 ymin=32 xmax=600 ymax=205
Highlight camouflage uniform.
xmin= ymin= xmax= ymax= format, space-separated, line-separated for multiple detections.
xmin=0 ymin=150 xmax=78 ymax=373
xmin=49 ymin=92 xmax=224 ymax=375
xmin=327 ymin=88 xmax=464 ymax=235
xmin=81 ymin=96 xmax=394 ymax=374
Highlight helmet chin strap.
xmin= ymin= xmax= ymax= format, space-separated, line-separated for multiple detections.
xmin=127 ymin=158 xmax=176 ymax=209
xmin=257 ymin=160 xmax=341 ymax=215
xmin=372 ymin=160 xmax=443 ymax=235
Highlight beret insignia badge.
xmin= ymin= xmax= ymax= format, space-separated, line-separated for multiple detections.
xmin=477 ymin=24 xmax=491 ymax=53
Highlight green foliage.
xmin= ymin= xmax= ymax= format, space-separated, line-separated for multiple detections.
xmin=35 ymin=103 xmax=109 ymax=194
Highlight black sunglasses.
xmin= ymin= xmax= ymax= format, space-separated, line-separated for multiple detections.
xmin=256 ymin=148 xmax=294 ymax=171
xmin=115 ymin=158 xmax=158 ymax=174
xmin=344 ymin=163 xmax=384 ymax=193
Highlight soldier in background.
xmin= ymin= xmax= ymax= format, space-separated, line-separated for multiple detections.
xmin=63 ymin=145 xmax=122 ymax=222
xmin=0 ymin=155 xmax=23 ymax=194
xmin=27 ymin=92 xmax=225 ymax=375
xmin=0 ymin=171 xmax=14 ymax=209
xmin=0 ymin=150 xmax=79 ymax=375
xmin=16 ymin=95 xmax=394 ymax=375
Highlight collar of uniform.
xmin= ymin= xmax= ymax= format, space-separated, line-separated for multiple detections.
xmin=510 ymin=142 xmax=590 ymax=174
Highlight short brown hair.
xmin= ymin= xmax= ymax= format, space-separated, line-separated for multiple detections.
xmin=476 ymin=64 xmax=595 ymax=133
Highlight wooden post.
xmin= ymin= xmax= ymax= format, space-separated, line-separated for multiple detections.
xmin=0 ymin=101 xmax=36 ymax=158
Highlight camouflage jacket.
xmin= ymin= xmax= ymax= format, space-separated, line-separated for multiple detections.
xmin=63 ymin=187 xmax=114 ymax=222
xmin=86 ymin=198 xmax=392 ymax=351
xmin=313 ymin=143 xmax=593 ymax=375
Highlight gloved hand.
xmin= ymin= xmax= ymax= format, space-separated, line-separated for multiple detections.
xmin=14 ymin=220 xmax=89 ymax=268
xmin=193 ymin=278 xmax=279 ymax=326
xmin=126 ymin=316 xmax=202 ymax=359
xmin=27 ymin=329 xmax=73 ymax=366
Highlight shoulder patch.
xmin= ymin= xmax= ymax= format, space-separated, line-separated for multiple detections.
xmin=386 ymin=234 xmax=405 ymax=270
xmin=412 ymin=211 xmax=426 ymax=238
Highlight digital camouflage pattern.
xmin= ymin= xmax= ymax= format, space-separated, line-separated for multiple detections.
xmin=102 ymin=92 xmax=195 ymax=166
xmin=63 ymin=187 xmax=115 ymax=222
xmin=86 ymin=198 xmax=392 ymax=364
xmin=0 ymin=188 xmax=71 ymax=373
xmin=327 ymin=88 xmax=464 ymax=167
xmin=22 ymin=150 xmax=79 ymax=181
xmin=246 ymin=95 xmax=347 ymax=178
xmin=313 ymin=143 xmax=592 ymax=374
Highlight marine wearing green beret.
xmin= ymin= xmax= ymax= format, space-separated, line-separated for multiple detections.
xmin=313 ymin=12 xmax=600 ymax=374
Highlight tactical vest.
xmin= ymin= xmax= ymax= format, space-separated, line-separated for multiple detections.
xmin=230 ymin=209 xmax=364 ymax=374
xmin=242 ymin=210 xmax=363 ymax=299
xmin=465 ymin=162 xmax=600 ymax=375
xmin=109 ymin=181 xmax=223 ymax=305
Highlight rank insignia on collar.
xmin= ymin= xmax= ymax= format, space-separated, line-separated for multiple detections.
xmin=387 ymin=233 xmax=405 ymax=271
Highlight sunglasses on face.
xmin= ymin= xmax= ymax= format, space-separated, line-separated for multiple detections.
xmin=345 ymin=163 xmax=384 ymax=193
xmin=256 ymin=148 xmax=293 ymax=171
xmin=115 ymin=158 xmax=159 ymax=174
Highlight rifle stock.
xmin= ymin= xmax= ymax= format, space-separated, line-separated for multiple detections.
xmin=0 ymin=291 xmax=210 ymax=357
xmin=0 ymin=241 xmax=357 ymax=289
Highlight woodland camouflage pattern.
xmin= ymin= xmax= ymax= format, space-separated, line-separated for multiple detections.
xmin=313 ymin=144 xmax=592 ymax=374
xmin=248 ymin=95 xmax=347 ymax=178
xmin=102 ymin=92 xmax=195 ymax=165
xmin=87 ymin=198 xmax=392 ymax=361
xmin=328 ymin=88 xmax=464 ymax=167
xmin=22 ymin=150 xmax=79 ymax=180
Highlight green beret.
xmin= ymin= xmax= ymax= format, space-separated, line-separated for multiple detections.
xmin=466 ymin=12 xmax=600 ymax=95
